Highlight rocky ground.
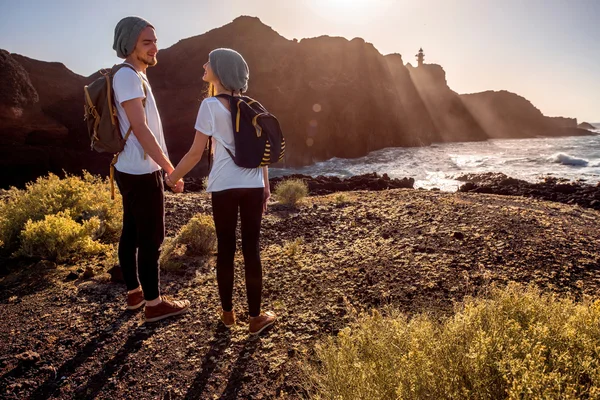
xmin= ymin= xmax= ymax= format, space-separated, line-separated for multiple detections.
xmin=1 ymin=181 xmax=600 ymax=399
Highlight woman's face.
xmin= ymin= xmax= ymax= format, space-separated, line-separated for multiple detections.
xmin=202 ymin=60 xmax=218 ymax=84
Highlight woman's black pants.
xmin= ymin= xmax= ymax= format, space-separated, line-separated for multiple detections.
xmin=211 ymin=188 xmax=263 ymax=317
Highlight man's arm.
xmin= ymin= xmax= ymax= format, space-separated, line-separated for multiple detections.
xmin=122 ymin=98 xmax=175 ymax=174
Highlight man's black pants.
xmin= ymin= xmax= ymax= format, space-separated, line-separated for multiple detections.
xmin=115 ymin=169 xmax=165 ymax=301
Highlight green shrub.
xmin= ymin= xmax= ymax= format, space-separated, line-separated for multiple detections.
xmin=159 ymin=237 xmax=183 ymax=272
xmin=0 ymin=172 xmax=121 ymax=257
xmin=16 ymin=210 xmax=109 ymax=261
xmin=306 ymin=284 xmax=600 ymax=400
xmin=176 ymin=214 xmax=216 ymax=255
xmin=283 ymin=237 xmax=303 ymax=258
xmin=333 ymin=193 xmax=349 ymax=205
xmin=274 ymin=179 xmax=308 ymax=206
xmin=160 ymin=213 xmax=216 ymax=271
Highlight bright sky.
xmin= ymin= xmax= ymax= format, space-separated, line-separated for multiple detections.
xmin=0 ymin=0 xmax=598 ymax=122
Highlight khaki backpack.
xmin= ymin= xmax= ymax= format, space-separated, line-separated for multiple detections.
xmin=84 ymin=63 xmax=146 ymax=199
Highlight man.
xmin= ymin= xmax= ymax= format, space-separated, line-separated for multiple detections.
xmin=112 ymin=16 xmax=189 ymax=322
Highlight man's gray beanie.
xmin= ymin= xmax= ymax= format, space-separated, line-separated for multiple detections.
xmin=209 ymin=48 xmax=249 ymax=93
xmin=113 ymin=16 xmax=154 ymax=59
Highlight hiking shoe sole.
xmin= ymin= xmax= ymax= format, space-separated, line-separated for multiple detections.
xmin=145 ymin=307 xmax=189 ymax=323
xmin=249 ymin=320 xmax=275 ymax=335
xmin=127 ymin=300 xmax=146 ymax=310
xmin=221 ymin=310 xmax=236 ymax=328
xmin=249 ymin=315 xmax=277 ymax=336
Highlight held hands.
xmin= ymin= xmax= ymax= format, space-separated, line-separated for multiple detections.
xmin=165 ymin=173 xmax=184 ymax=193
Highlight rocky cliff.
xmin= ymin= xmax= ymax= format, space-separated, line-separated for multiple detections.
xmin=0 ymin=16 xmax=592 ymax=188
xmin=546 ymin=116 xmax=577 ymax=129
xmin=0 ymin=51 xmax=110 ymax=188
xmin=149 ymin=16 xmax=425 ymax=172
xmin=460 ymin=90 xmax=591 ymax=138
xmin=405 ymin=63 xmax=487 ymax=143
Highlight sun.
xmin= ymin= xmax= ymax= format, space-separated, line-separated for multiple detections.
xmin=307 ymin=0 xmax=389 ymax=25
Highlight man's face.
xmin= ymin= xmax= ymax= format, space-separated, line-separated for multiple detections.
xmin=133 ymin=26 xmax=158 ymax=67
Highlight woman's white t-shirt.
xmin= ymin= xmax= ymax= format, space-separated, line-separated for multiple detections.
xmin=112 ymin=64 xmax=169 ymax=175
xmin=195 ymin=97 xmax=264 ymax=193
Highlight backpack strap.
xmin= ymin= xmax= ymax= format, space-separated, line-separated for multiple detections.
xmin=119 ymin=64 xmax=148 ymax=159
xmin=214 ymin=94 xmax=264 ymax=165
xmin=214 ymin=94 xmax=238 ymax=163
xmin=108 ymin=64 xmax=149 ymax=199
xmin=119 ymin=63 xmax=148 ymax=107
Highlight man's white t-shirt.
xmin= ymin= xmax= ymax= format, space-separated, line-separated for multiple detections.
xmin=112 ymin=64 xmax=168 ymax=175
xmin=195 ymin=97 xmax=264 ymax=193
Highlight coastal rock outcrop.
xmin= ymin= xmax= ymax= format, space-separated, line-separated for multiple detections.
xmin=578 ymin=122 xmax=596 ymax=130
xmin=0 ymin=17 xmax=594 ymax=188
xmin=406 ymin=63 xmax=487 ymax=143
xmin=150 ymin=16 xmax=423 ymax=171
xmin=547 ymin=116 xmax=577 ymax=128
xmin=460 ymin=91 xmax=592 ymax=138
xmin=384 ymin=54 xmax=437 ymax=144
xmin=183 ymin=172 xmax=415 ymax=194
xmin=457 ymin=172 xmax=600 ymax=209
xmin=0 ymin=51 xmax=81 ymax=187
xmin=10 ymin=54 xmax=91 ymax=149
xmin=270 ymin=173 xmax=415 ymax=195
xmin=0 ymin=50 xmax=38 ymax=114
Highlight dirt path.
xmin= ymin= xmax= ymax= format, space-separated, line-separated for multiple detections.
xmin=1 ymin=189 xmax=599 ymax=399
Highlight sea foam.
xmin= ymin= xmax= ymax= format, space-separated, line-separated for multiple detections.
xmin=548 ymin=153 xmax=589 ymax=166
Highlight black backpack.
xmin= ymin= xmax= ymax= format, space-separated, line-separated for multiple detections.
xmin=214 ymin=94 xmax=285 ymax=168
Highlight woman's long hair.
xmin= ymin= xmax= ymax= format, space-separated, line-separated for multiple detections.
xmin=206 ymin=82 xmax=216 ymax=98
xmin=204 ymin=83 xmax=216 ymax=157
xmin=206 ymin=82 xmax=239 ymax=98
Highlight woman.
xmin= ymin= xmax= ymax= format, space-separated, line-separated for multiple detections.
xmin=166 ymin=48 xmax=276 ymax=335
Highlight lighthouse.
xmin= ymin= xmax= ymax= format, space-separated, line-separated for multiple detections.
xmin=416 ymin=48 xmax=425 ymax=67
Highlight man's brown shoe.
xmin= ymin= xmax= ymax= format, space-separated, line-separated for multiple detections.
xmin=221 ymin=310 xmax=236 ymax=328
xmin=249 ymin=311 xmax=277 ymax=335
xmin=127 ymin=290 xmax=145 ymax=310
xmin=145 ymin=298 xmax=190 ymax=323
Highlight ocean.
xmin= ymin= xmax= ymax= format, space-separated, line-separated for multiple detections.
xmin=271 ymin=126 xmax=600 ymax=192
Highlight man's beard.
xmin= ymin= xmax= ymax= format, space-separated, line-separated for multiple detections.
xmin=137 ymin=54 xmax=157 ymax=67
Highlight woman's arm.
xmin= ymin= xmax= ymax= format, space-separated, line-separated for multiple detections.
xmin=262 ymin=166 xmax=270 ymax=213
xmin=167 ymin=130 xmax=210 ymax=185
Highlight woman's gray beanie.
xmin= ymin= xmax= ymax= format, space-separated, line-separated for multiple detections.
xmin=113 ymin=16 xmax=154 ymax=59
xmin=208 ymin=48 xmax=249 ymax=93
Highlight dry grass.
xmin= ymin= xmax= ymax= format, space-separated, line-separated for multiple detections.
xmin=274 ymin=179 xmax=308 ymax=206
xmin=0 ymin=172 xmax=120 ymax=260
xmin=305 ymin=283 xmax=600 ymax=399
xmin=160 ymin=213 xmax=216 ymax=271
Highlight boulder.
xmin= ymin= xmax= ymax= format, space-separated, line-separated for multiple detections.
xmin=456 ymin=173 xmax=600 ymax=209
